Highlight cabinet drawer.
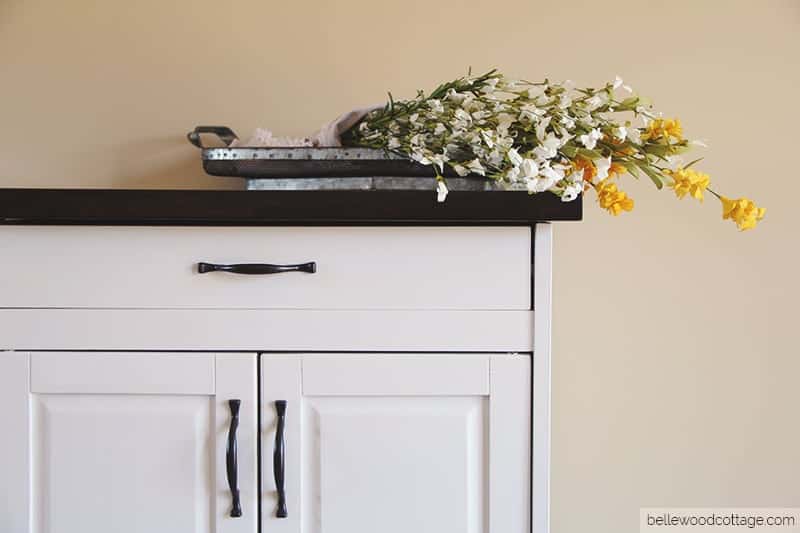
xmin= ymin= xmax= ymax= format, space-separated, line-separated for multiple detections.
xmin=0 ymin=226 xmax=530 ymax=309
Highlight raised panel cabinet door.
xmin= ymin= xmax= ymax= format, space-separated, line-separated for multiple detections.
xmin=260 ymin=354 xmax=531 ymax=533
xmin=0 ymin=352 xmax=258 ymax=533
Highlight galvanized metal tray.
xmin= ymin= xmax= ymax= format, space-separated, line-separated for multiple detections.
xmin=187 ymin=126 xmax=497 ymax=190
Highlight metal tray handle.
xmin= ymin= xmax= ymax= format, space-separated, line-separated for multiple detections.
xmin=187 ymin=126 xmax=239 ymax=149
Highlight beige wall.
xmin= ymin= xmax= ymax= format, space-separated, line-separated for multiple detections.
xmin=2 ymin=0 xmax=798 ymax=530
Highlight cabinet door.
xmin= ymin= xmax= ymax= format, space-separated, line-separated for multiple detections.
xmin=260 ymin=354 xmax=530 ymax=533
xmin=0 ymin=352 xmax=258 ymax=533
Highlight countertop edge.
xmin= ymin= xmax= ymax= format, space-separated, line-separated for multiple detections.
xmin=0 ymin=188 xmax=582 ymax=226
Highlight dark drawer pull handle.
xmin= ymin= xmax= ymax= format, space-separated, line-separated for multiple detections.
xmin=273 ymin=400 xmax=288 ymax=518
xmin=198 ymin=262 xmax=316 ymax=275
xmin=226 ymin=399 xmax=242 ymax=518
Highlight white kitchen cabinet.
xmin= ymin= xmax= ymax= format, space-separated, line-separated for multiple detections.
xmin=260 ymin=354 xmax=530 ymax=533
xmin=0 ymin=352 xmax=258 ymax=533
xmin=0 ymin=212 xmax=560 ymax=533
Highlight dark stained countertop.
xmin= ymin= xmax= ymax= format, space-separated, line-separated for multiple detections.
xmin=0 ymin=188 xmax=582 ymax=225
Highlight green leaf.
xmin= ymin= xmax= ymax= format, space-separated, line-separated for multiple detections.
xmin=683 ymin=157 xmax=704 ymax=169
xmin=616 ymin=96 xmax=639 ymax=111
xmin=561 ymin=144 xmax=578 ymax=158
xmin=577 ymin=148 xmax=603 ymax=159
xmin=620 ymin=161 xmax=642 ymax=179
xmin=640 ymin=165 xmax=665 ymax=189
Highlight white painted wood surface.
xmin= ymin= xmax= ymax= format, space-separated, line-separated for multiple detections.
xmin=2 ymin=352 xmax=258 ymax=533
xmin=0 ymin=221 xmax=553 ymax=533
xmin=302 ymin=354 xmax=489 ymax=395
xmin=490 ymin=355 xmax=532 ymax=533
xmin=260 ymin=353 xmax=531 ymax=533
xmin=0 ymin=353 xmax=30 ymax=533
xmin=215 ymin=353 xmax=259 ymax=533
xmin=533 ymin=224 xmax=553 ymax=533
xmin=30 ymin=352 xmax=215 ymax=394
xmin=0 ymin=226 xmax=530 ymax=310
xmin=0 ymin=309 xmax=534 ymax=352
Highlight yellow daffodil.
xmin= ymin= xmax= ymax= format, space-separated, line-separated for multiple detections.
xmin=609 ymin=161 xmax=627 ymax=178
xmin=596 ymin=179 xmax=634 ymax=216
xmin=573 ymin=157 xmax=597 ymax=183
xmin=641 ymin=118 xmax=683 ymax=142
xmin=720 ymin=196 xmax=766 ymax=231
xmin=666 ymin=167 xmax=710 ymax=201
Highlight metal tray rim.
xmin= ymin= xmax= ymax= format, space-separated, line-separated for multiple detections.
xmin=202 ymin=146 xmax=406 ymax=161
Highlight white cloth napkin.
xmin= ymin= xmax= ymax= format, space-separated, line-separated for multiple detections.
xmin=232 ymin=105 xmax=382 ymax=148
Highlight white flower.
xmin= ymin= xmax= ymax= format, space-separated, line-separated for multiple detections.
xmin=594 ymin=156 xmax=612 ymax=180
xmin=526 ymin=86 xmax=546 ymax=99
xmin=626 ymin=127 xmax=641 ymax=144
xmin=520 ymin=159 xmax=539 ymax=178
xmin=560 ymin=115 xmax=576 ymax=129
xmin=434 ymin=123 xmax=447 ymax=136
xmin=539 ymin=163 xmax=565 ymax=183
xmin=480 ymin=130 xmax=494 ymax=148
xmin=409 ymin=113 xmax=422 ymax=127
xmin=507 ymin=147 xmax=523 ymax=166
xmin=388 ymin=137 xmax=401 ymax=150
xmin=525 ymin=170 xmax=560 ymax=193
xmin=535 ymin=116 xmax=551 ymax=141
xmin=533 ymin=133 xmax=563 ymax=161
xmin=562 ymin=182 xmax=583 ymax=202
xmin=436 ymin=180 xmax=449 ymax=202
xmin=496 ymin=113 xmax=516 ymax=132
xmin=446 ymin=89 xmax=466 ymax=104
xmin=613 ymin=75 xmax=633 ymax=93
xmin=519 ymin=104 xmax=545 ymax=123
xmin=614 ymin=126 xmax=627 ymax=141
xmin=466 ymin=159 xmax=486 ymax=176
xmin=452 ymin=164 xmax=470 ymax=177
xmin=585 ymin=94 xmax=606 ymax=111
xmin=454 ymin=108 xmax=471 ymax=123
xmin=525 ymin=178 xmax=541 ymax=194
xmin=481 ymin=77 xmax=500 ymax=94
xmin=579 ymin=128 xmax=603 ymax=149
xmin=505 ymin=165 xmax=521 ymax=183
xmin=495 ymin=134 xmax=514 ymax=150
xmin=413 ymin=151 xmax=446 ymax=173
xmin=498 ymin=77 xmax=520 ymax=91
xmin=487 ymin=149 xmax=503 ymax=167
xmin=428 ymin=99 xmax=444 ymax=113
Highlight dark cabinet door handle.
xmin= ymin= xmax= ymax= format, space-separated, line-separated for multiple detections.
xmin=273 ymin=400 xmax=288 ymax=518
xmin=198 ymin=262 xmax=316 ymax=275
xmin=226 ymin=399 xmax=242 ymax=518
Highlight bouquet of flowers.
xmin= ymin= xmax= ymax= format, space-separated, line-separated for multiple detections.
xmin=343 ymin=70 xmax=765 ymax=230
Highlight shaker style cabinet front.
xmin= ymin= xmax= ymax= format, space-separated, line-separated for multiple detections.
xmin=0 ymin=352 xmax=259 ymax=533
xmin=260 ymin=353 xmax=531 ymax=533
xmin=0 ymin=221 xmax=548 ymax=533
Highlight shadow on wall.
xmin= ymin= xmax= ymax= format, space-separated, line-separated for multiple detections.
xmin=110 ymin=134 xmax=241 ymax=190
